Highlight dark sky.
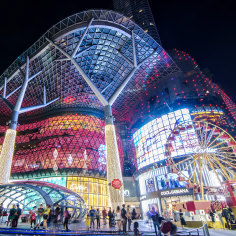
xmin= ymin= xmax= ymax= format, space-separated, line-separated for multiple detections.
xmin=0 ymin=0 xmax=235 ymax=101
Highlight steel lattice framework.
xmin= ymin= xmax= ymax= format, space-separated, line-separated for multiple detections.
xmin=0 ymin=181 xmax=86 ymax=219
xmin=0 ymin=114 xmax=124 ymax=178
xmin=0 ymin=10 xmax=179 ymax=125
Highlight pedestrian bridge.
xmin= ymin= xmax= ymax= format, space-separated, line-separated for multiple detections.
xmin=0 ymin=181 xmax=86 ymax=220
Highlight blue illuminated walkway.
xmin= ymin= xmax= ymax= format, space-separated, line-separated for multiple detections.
xmin=0 ymin=220 xmax=235 ymax=235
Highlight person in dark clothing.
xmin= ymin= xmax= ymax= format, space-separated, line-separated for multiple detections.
xmin=63 ymin=207 xmax=70 ymax=231
xmin=54 ymin=204 xmax=61 ymax=230
xmin=222 ymin=207 xmax=230 ymax=228
xmin=121 ymin=204 xmax=127 ymax=233
xmin=96 ymin=208 xmax=101 ymax=229
xmin=89 ymin=206 xmax=96 ymax=229
xmin=179 ymin=209 xmax=186 ymax=228
xmin=134 ymin=221 xmax=140 ymax=236
xmin=108 ymin=208 xmax=112 ymax=227
xmin=149 ymin=207 xmax=159 ymax=236
xmin=132 ymin=208 xmax=137 ymax=220
xmin=7 ymin=205 xmax=17 ymax=227
xmin=228 ymin=207 xmax=235 ymax=224
xmin=0 ymin=203 xmax=4 ymax=223
xmin=158 ymin=220 xmax=177 ymax=236
xmin=15 ymin=204 xmax=22 ymax=227
xmin=209 ymin=209 xmax=215 ymax=222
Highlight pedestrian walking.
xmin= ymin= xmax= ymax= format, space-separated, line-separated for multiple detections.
xmin=7 ymin=205 xmax=16 ymax=227
xmin=36 ymin=204 xmax=44 ymax=229
xmin=86 ymin=213 xmax=90 ymax=230
xmin=30 ymin=206 xmax=37 ymax=229
xmin=89 ymin=206 xmax=96 ymax=229
xmin=121 ymin=204 xmax=127 ymax=233
xmin=148 ymin=206 xmax=159 ymax=236
xmin=115 ymin=206 xmax=122 ymax=231
xmin=179 ymin=209 xmax=186 ymax=228
xmin=222 ymin=206 xmax=230 ymax=228
xmin=102 ymin=208 xmax=107 ymax=225
xmin=15 ymin=204 xmax=22 ymax=227
xmin=96 ymin=208 xmax=101 ymax=229
xmin=43 ymin=204 xmax=50 ymax=230
xmin=54 ymin=203 xmax=61 ymax=230
xmin=63 ymin=207 xmax=71 ymax=231
xmin=108 ymin=207 xmax=112 ymax=227
xmin=0 ymin=203 xmax=4 ymax=223
xmin=132 ymin=208 xmax=137 ymax=220
xmin=127 ymin=205 xmax=132 ymax=231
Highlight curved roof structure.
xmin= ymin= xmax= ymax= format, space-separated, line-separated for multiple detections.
xmin=0 ymin=181 xmax=86 ymax=219
xmin=0 ymin=10 xmax=179 ymax=126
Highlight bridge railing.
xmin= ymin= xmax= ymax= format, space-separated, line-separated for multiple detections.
xmin=177 ymin=223 xmax=210 ymax=236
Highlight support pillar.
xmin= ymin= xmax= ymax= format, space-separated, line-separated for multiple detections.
xmin=105 ymin=105 xmax=124 ymax=209
xmin=0 ymin=57 xmax=59 ymax=184
xmin=0 ymin=129 xmax=17 ymax=184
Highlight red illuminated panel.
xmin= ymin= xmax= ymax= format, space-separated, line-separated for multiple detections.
xmin=0 ymin=114 xmax=124 ymax=175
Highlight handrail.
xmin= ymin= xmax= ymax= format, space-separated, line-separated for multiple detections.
xmin=177 ymin=223 xmax=210 ymax=236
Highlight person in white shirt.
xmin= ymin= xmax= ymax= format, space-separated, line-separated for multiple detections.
xmin=115 ymin=206 xmax=122 ymax=231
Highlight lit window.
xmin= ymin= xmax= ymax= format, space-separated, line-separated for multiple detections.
xmin=139 ymin=9 xmax=143 ymax=13
xmin=150 ymin=22 xmax=154 ymax=26
xmin=145 ymin=29 xmax=148 ymax=33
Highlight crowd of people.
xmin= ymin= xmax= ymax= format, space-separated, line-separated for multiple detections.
xmin=2 ymin=202 xmax=235 ymax=234
xmin=148 ymin=207 xmax=178 ymax=236
xmin=0 ymin=203 xmax=71 ymax=231
xmin=86 ymin=204 xmax=139 ymax=234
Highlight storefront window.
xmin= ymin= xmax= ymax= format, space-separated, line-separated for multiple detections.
xmin=156 ymin=173 xmax=188 ymax=190
xmin=67 ymin=176 xmax=108 ymax=210
xmin=146 ymin=178 xmax=155 ymax=193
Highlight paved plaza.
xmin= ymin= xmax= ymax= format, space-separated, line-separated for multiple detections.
xmin=0 ymin=220 xmax=235 ymax=235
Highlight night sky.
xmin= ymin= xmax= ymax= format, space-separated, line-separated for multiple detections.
xmin=0 ymin=0 xmax=235 ymax=101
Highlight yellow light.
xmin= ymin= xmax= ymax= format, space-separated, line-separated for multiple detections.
xmin=0 ymin=129 xmax=17 ymax=184
xmin=105 ymin=124 xmax=124 ymax=210
xmin=67 ymin=177 xmax=109 ymax=209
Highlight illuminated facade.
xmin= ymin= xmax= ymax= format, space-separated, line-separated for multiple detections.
xmin=130 ymin=48 xmax=236 ymax=218
xmin=0 ymin=5 xmax=235 ymax=215
xmin=31 ymin=176 xmax=109 ymax=210
xmin=0 ymin=114 xmax=124 ymax=177
xmin=0 ymin=9 xmax=179 ymax=210
xmin=0 ymin=114 xmax=122 ymax=209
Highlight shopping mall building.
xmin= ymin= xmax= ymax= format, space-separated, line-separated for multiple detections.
xmin=0 ymin=1 xmax=235 ymax=217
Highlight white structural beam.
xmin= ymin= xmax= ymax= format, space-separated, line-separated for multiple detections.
xmin=73 ymin=45 xmax=94 ymax=59
xmin=46 ymin=37 xmax=108 ymax=106
xmin=109 ymin=49 xmax=157 ymax=106
xmin=101 ymin=83 xmax=112 ymax=94
xmin=14 ymin=57 xmax=30 ymax=112
xmin=0 ymin=56 xmax=58 ymax=185
xmin=5 ymin=71 xmax=42 ymax=99
xmin=43 ymin=86 xmax=47 ymax=104
xmin=71 ymin=18 xmax=94 ymax=58
xmin=19 ymin=97 xmax=59 ymax=114
xmin=132 ymin=30 xmax=137 ymax=68
xmin=116 ymin=50 xmax=133 ymax=67
xmin=3 ymin=77 xmax=7 ymax=98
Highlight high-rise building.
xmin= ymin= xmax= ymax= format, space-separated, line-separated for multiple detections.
xmin=0 ymin=5 xmax=236 ymax=219
xmin=113 ymin=0 xmax=161 ymax=44
xmin=0 ymin=10 xmax=178 ymax=212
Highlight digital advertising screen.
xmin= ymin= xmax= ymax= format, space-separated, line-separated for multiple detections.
xmin=133 ymin=108 xmax=199 ymax=169
xmin=145 ymin=178 xmax=155 ymax=193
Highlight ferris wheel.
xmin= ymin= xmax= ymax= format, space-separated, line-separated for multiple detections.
xmin=165 ymin=120 xmax=236 ymax=200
